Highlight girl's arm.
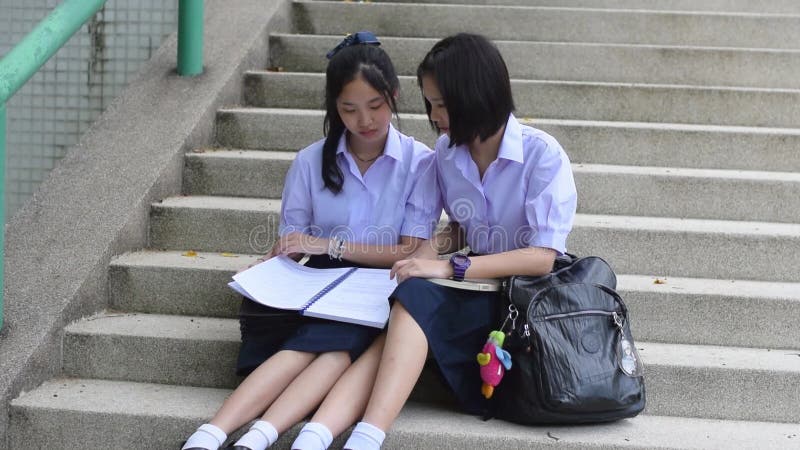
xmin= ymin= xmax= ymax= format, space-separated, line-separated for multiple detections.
xmin=389 ymin=246 xmax=556 ymax=282
xmin=340 ymin=235 xmax=426 ymax=267
xmin=273 ymin=232 xmax=426 ymax=267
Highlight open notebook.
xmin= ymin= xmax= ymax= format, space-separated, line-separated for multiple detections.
xmin=229 ymin=255 xmax=396 ymax=328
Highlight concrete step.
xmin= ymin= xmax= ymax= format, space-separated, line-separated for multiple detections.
xmin=61 ymin=313 xmax=800 ymax=422
xmin=270 ymin=33 xmax=800 ymax=89
xmin=370 ymin=0 xmax=800 ymax=14
xmin=149 ymin=196 xmax=800 ymax=282
xmin=109 ymin=250 xmax=255 ymax=318
xmin=243 ymin=72 xmax=800 ymax=128
xmin=215 ymin=108 xmax=800 ymax=172
xmin=571 ymin=214 xmax=800 ymax=282
xmin=11 ymin=378 xmax=800 ymax=449
xmin=64 ymin=313 xmax=241 ymax=389
xmin=148 ymin=195 xmax=280 ymax=254
xmin=184 ymin=149 xmax=293 ymax=198
xmin=573 ymin=164 xmax=800 ymax=223
xmin=109 ymin=250 xmax=800 ymax=349
xmin=619 ymin=274 xmax=800 ymax=349
xmin=183 ymin=148 xmax=800 ymax=223
xmin=293 ymin=1 xmax=800 ymax=49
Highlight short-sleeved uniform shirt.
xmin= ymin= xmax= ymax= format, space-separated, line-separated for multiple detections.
xmin=435 ymin=114 xmax=577 ymax=254
xmin=280 ymin=124 xmax=441 ymax=244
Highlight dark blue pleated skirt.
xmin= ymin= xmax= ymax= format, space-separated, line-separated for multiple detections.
xmin=236 ymin=255 xmax=383 ymax=376
xmin=391 ymin=277 xmax=500 ymax=415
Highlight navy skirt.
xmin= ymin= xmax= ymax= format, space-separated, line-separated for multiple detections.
xmin=391 ymin=277 xmax=500 ymax=415
xmin=236 ymin=255 xmax=383 ymax=376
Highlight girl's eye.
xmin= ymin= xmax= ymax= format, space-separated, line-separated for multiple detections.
xmin=342 ymin=109 xmax=356 ymax=114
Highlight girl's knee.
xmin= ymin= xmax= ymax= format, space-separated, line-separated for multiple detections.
xmin=316 ymin=350 xmax=352 ymax=369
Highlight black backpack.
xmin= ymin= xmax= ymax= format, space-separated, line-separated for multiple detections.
xmin=487 ymin=254 xmax=646 ymax=424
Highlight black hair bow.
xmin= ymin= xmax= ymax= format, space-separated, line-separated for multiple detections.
xmin=326 ymin=31 xmax=381 ymax=59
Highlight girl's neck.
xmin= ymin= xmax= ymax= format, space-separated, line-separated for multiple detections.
xmin=468 ymin=125 xmax=505 ymax=179
xmin=347 ymin=131 xmax=387 ymax=160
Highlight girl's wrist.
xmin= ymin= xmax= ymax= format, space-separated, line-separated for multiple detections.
xmin=327 ymin=236 xmax=346 ymax=260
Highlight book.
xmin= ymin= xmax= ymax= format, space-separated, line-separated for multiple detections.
xmin=428 ymin=277 xmax=501 ymax=292
xmin=229 ymin=255 xmax=396 ymax=328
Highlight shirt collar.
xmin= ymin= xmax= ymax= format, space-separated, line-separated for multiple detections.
xmin=496 ymin=114 xmax=524 ymax=164
xmin=442 ymin=114 xmax=523 ymax=163
xmin=336 ymin=124 xmax=403 ymax=162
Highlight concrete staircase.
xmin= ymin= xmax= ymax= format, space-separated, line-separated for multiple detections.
xmin=8 ymin=0 xmax=800 ymax=448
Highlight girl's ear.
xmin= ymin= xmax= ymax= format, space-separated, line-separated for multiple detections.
xmin=392 ymin=89 xmax=399 ymax=100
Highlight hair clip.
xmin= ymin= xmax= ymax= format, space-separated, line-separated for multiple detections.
xmin=326 ymin=31 xmax=381 ymax=59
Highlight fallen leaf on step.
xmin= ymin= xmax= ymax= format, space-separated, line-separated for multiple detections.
xmin=653 ymin=278 xmax=667 ymax=284
xmin=182 ymin=250 xmax=198 ymax=257
xmin=220 ymin=252 xmax=238 ymax=257
xmin=267 ymin=66 xmax=284 ymax=72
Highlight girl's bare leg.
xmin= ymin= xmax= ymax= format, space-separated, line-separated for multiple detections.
xmin=307 ymin=334 xmax=387 ymax=436
xmin=261 ymin=350 xmax=353 ymax=432
xmin=209 ymin=350 xmax=316 ymax=433
xmin=361 ymin=303 xmax=428 ymax=430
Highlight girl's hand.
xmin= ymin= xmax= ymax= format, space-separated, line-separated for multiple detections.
xmin=391 ymin=257 xmax=452 ymax=283
xmin=274 ymin=232 xmax=328 ymax=256
xmin=408 ymin=242 xmax=438 ymax=261
xmin=236 ymin=252 xmax=272 ymax=274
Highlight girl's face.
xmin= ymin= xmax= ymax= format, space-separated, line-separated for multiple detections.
xmin=421 ymin=74 xmax=450 ymax=135
xmin=336 ymin=74 xmax=394 ymax=148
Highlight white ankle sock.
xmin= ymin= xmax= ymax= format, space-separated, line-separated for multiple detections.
xmin=291 ymin=422 xmax=334 ymax=450
xmin=343 ymin=422 xmax=385 ymax=450
xmin=234 ymin=420 xmax=279 ymax=450
xmin=183 ymin=423 xmax=227 ymax=450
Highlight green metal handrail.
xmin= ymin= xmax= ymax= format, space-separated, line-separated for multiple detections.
xmin=0 ymin=0 xmax=204 ymax=330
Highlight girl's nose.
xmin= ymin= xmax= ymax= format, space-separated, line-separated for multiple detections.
xmin=358 ymin=111 xmax=372 ymax=127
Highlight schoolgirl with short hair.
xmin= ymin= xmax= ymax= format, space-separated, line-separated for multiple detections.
xmin=180 ymin=32 xmax=440 ymax=450
xmin=341 ymin=33 xmax=578 ymax=450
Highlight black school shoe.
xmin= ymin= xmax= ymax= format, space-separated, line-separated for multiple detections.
xmin=225 ymin=446 xmax=253 ymax=450
xmin=179 ymin=442 xmax=214 ymax=450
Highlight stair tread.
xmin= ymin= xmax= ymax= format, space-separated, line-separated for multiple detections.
xmin=65 ymin=312 xmax=800 ymax=373
xmin=112 ymin=250 xmax=800 ymax=302
xmin=272 ymin=31 xmax=800 ymax=54
xmin=219 ymin=106 xmax=800 ymax=135
xmin=12 ymin=378 xmax=800 ymax=448
xmin=153 ymin=196 xmax=800 ymax=237
xmin=188 ymin=148 xmax=800 ymax=183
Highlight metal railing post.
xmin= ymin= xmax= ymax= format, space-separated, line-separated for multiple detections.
xmin=1 ymin=103 xmax=5 ymax=330
xmin=178 ymin=0 xmax=204 ymax=76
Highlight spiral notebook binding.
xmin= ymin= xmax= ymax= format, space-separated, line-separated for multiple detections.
xmin=299 ymin=267 xmax=358 ymax=313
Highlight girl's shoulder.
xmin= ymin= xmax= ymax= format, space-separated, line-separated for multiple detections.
xmin=293 ymin=137 xmax=328 ymax=166
xmin=519 ymin=123 xmax=568 ymax=161
xmin=391 ymin=126 xmax=435 ymax=162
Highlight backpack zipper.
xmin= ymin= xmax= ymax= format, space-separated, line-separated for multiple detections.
xmin=534 ymin=309 xmax=619 ymax=321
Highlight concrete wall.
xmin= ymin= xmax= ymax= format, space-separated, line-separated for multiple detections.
xmin=0 ymin=1 xmax=293 ymax=448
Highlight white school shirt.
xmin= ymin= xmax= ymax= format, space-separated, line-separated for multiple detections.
xmin=280 ymin=124 xmax=441 ymax=245
xmin=436 ymin=114 xmax=577 ymax=255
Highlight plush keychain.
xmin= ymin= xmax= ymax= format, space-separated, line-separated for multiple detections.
xmin=476 ymin=330 xmax=512 ymax=399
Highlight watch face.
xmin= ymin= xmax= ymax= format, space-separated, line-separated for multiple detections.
xmin=451 ymin=254 xmax=469 ymax=266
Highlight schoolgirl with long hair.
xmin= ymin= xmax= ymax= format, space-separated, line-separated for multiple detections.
xmin=181 ymin=32 xmax=440 ymax=450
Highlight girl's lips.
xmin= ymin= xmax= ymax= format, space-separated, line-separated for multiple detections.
xmin=359 ymin=129 xmax=378 ymax=138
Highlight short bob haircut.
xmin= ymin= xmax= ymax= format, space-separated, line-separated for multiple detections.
xmin=322 ymin=44 xmax=399 ymax=194
xmin=417 ymin=33 xmax=514 ymax=148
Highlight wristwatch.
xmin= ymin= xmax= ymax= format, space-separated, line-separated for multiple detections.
xmin=449 ymin=253 xmax=471 ymax=282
